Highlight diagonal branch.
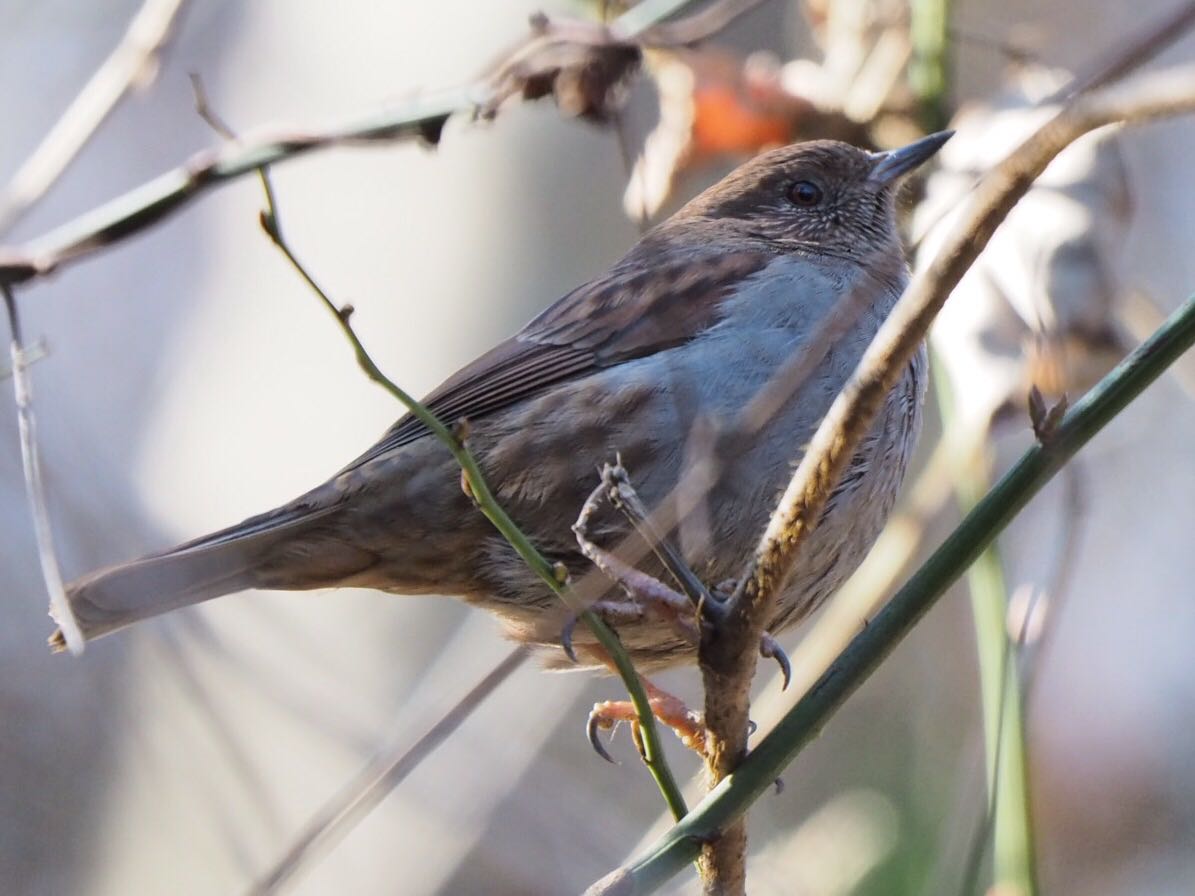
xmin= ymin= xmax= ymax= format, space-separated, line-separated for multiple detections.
xmin=2 ymin=284 xmax=84 ymax=654
xmin=0 ymin=0 xmax=771 ymax=288
xmin=1043 ymin=0 xmax=1195 ymax=103
xmin=253 ymin=148 xmax=693 ymax=815
xmin=0 ymin=0 xmax=192 ymax=235
xmin=247 ymin=646 xmax=529 ymax=896
xmin=691 ymin=60 xmax=1195 ymax=894
xmin=586 ymin=284 xmax=1195 ymax=894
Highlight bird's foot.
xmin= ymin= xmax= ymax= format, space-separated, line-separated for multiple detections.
xmin=709 ymin=579 xmax=792 ymax=690
xmin=587 ymin=677 xmax=705 ymax=761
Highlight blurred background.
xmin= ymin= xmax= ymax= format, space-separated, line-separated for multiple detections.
xmin=2 ymin=1 xmax=1195 ymax=894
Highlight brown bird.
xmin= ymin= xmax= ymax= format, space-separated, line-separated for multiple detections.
xmin=56 ymin=132 xmax=949 ymax=673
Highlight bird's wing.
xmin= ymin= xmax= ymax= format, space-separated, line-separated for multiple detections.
xmin=342 ymin=242 xmax=772 ymax=469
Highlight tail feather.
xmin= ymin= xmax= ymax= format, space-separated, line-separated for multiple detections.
xmin=52 ymin=502 xmax=354 ymax=649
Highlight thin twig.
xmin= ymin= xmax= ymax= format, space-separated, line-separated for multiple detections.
xmin=0 ymin=0 xmax=192 ymax=235
xmin=2 ymin=284 xmax=83 ymax=654
xmin=629 ymin=0 xmax=770 ymax=46
xmin=247 ymin=646 xmax=530 ymax=896
xmin=951 ymin=435 xmax=1084 ymax=896
xmin=961 ymin=490 xmax=1038 ymax=895
xmin=585 ymin=290 xmax=1195 ymax=896
xmin=603 ymin=462 xmax=715 ymax=610
xmin=1043 ymin=0 xmax=1195 ymax=103
xmin=184 ymin=76 xmax=687 ymax=860
xmin=255 ymin=192 xmax=692 ymax=818
xmin=0 ymin=0 xmax=773 ymax=288
xmin=1021 ymin=460 xmax=1086 ymax=700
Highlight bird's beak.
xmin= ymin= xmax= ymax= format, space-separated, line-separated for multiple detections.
xmin=867 ymin=130 xmax=953 ymax=186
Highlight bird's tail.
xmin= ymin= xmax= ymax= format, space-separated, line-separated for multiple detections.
xmin=51 ymin=500 xmax=368 ymax=650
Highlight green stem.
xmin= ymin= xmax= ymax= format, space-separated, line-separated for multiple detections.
xmin=585 ymin=297 xmax=1195 ymax=894
xmin=909 ymin=0 xmax=952 ymax=132
xmin=935 ymin=360 xmax=1037 ymax=896
xmin=967 ymin=541 xmax=1036 ymax=896
xmin=258 ymin=184 xmax=687 ymax=822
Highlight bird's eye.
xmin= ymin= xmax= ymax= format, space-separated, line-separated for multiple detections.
xmin=787 ymin=180 xmax=823 ymax=207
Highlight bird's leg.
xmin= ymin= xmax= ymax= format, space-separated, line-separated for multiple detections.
xmin=567 ymin=473 xmax=704 ymax=661
xmin=568 ymin=463 xmax=789 ymax=762
xmin=600 ymin=461 xmax=793 ymax=688
xmin=570 ymin=478 xmax=706 ymax=759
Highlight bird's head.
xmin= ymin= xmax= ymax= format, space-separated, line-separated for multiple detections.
xmin=676 ymin=131 xmax=952 ymax=260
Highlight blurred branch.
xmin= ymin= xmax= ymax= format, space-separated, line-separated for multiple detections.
xmin=1044 ymin=0 xmax=1195 ymax=103
xmin=2 ymin=283 xmax=83 ymax=655
xmin=950 ymin=427 xmax=1038 ymax=896
xmin=248 ymin=646 xmax=529 ymax=896
xmin=0 ymin=0 xmax=192 ymax=664
xmin=631 ymin=0 xmax=768 ymax=45
xmin=1021 ymin=461 xmax=1085 ymax=699
xmin=588 ymin=59 xmax=1195 ymax=894
xmin=911 ymin=0 xmax=1195 ymax=255
xmin=909 ymin=0 xmax=953 ymax=131
xmin=1120 ymin=288 xmax=1195 ymax=399
xmin=0 ymin=0 xmax=770 ymax=288
xmin=0 ymin=0 xmax=191 ymax=235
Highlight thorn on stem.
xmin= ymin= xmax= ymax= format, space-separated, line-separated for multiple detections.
xmin=258 ymin=209 xmax=280 ymax=241
xmin=1028 ymin=385 xmax=1068 ymax=443
xmin=630 ymin=721 xmax=648 ymax=762
xmin=552 ymin=561 xmax=570 ymax=585
xmin=460 ymin=468 xmax=476 ymax=502
xmin=417 ymin=114 xmax=449 ymax=147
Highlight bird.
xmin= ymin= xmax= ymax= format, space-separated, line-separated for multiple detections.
xmin=55 ymin=132 xmax=950 ymax=673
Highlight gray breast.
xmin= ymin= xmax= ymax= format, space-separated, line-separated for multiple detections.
xmin=766 ymin=342 xmax=927 ymax=633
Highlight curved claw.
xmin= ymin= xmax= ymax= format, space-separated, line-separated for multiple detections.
xmin=760 ymin=634 xmax=792 ymax=691
xmin=746 ymin=719 xmax=758 ymax=737
xmin=561 ymin=615 xmax=580 ymax=664
xmin=586 ymin=713 xmax=618 ymax=764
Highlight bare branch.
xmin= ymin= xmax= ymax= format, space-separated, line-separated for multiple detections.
xmin=1044 ymin=0 xmax=1195 ymax=103
xmin=2 ymin=284 xmax=83 ymax=654
xmin=0 ymin=0 xmax=191 ymax=235
xmin=247 ymin=647 xmax=529 ymax=896
xmin=0 ymin=0 xmax=772 ymax=288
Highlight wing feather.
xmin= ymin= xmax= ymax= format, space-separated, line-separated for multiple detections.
xmin=344 ymin=242 xmax=772 ymax=468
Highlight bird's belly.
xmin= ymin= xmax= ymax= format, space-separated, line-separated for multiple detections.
xmin=471 ymin=332 xmax=925 ymax=668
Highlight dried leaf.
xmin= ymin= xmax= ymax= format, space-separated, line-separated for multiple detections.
xmin=915 ymin=65 xmax=1133 ymax=429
